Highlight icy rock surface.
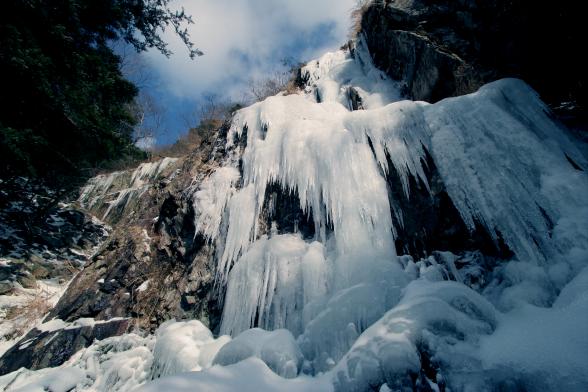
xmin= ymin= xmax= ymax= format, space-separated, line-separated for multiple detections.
xmin=192 ymin=41 xmax=587 ymax=390
xmin=213 ymin=328 xmax=303 ymax=378
xmin=79 ymin=157 xmax=178 ymax=221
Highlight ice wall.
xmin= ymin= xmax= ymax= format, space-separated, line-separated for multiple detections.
xmin=189 ymin=37 xmax=588 ymax=388
xmin=210 ymin=38 xmax=588 ymax=345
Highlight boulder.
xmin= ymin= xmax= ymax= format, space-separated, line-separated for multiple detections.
xmin=0 ymin=318 xmax=129 ymax=375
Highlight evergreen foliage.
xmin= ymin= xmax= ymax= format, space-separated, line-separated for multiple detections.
xmin=0 ymin=0 xmax=200 ymax=184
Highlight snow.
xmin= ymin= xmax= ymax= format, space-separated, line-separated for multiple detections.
xmin=136 ymin=279 xmax=150 ymax=293
xmin=0 ymin=333 xmax=154 ymax=392
xmin=137 ymin=358 xmax=332 ymax=392
xmin=150 ymin=320 xmax=230 ymax=378
xmin=0 ymin=320 xmax=230 ymax=392
xmin=477 ymin=296 xmax=588 ymax=391
xmin=331 ymin=279 xmax=498 ymax=391
xmin=34 ymin=319 xmax=68 ymax=333
xmin=35 ymin=317 xmax=127 ymax=333
xmin=213 ymin=328 xmax=302 ymax=378
xmin=0 ymin=279 xmax=70 ymax=356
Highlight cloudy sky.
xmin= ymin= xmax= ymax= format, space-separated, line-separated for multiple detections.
xmin=133 ymin=0 xmax=358 ymax=145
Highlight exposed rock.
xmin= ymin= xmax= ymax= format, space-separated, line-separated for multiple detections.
xmin=0 ymin=318 xmax=129 ymax=375
xmin=0 ymin=177 xmax=110 ymax=297
xmin=361 ymin=0 xmax=586 ymax=116
xmin=385 ymin=148 xmax=513 ymax=260
xmin=47 ymin=144 xmax=223 ymax=334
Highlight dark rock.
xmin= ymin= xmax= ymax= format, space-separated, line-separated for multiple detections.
xmin=47 ymin=149 xmax=223 ymax=334
xmin=16 ymin=272 xmax=36 ymax=289
xmin=0 ymin=318 xmax=129 ymax=375
xmin=258 ymin=182 xmax=316 ymax=240
xmin=385 ymin=148 xmax=513 ymax=260
xmin=361 ymin=0 xmax=587 ymax=117
xmin=347 ymin=87 xmax=364 ymax=111
xmin=0 ymin=281 xmax=14 ymax=295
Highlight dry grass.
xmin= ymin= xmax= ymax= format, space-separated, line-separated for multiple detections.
xmin=3 ymin=288 xmax=52 ymax=340
xmin=349 ymin=0 xmax=373 ymax=40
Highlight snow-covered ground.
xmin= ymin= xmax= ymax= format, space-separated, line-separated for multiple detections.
xmin=2 ymin=38 xmax=587 ymax=391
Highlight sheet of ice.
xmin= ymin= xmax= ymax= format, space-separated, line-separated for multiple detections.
xmin=422 ymin=80 xmax=588 ymax=264
xmin=213 ymin=328 xmax=302 ymax=378
xmin=216 ymin=44 xmax=588 ymax=385
xmin=193 ymin=167 xmax=241 ymax=241
xmin=79 ymin=157 xmax=178 ymax=219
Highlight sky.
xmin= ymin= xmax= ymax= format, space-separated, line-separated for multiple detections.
xmin=128 ymin=0 xmax=359 ymax=145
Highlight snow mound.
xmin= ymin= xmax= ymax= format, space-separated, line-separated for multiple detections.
xmin=150 ymin=320 xmax=230 ymax=379
xmin=332 ymin=280 xmax=498 ymax=391
xmin=136 ymin=358 xmax=332 ymax=392
xmin=0 ymin=321 xmax=230 ymax=392
xmin=213 ymin=328 xmax=303 ymax=378
xmin=0 ymin=333 xmax=154 ymax=392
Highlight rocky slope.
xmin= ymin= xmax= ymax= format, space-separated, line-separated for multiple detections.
xmin=0 ymin=132 xmax=230 ymax=374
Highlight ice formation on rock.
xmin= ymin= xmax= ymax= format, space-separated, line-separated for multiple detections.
xmin=3 ymin=36 xmax=588 ymax=392
xmin=205 ymin=38 xmax=587 ymax=390
xmin=79 ymin=157 xmax=178 ymax=220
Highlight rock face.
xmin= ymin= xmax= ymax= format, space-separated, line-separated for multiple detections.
xmin=0 ymin=319 xmax=129 ymax=375
xmin=385 ymin=149 xmax=512 ymax=260
xmin=49 ymin=141 xmax=224 ymax=333
xmin=0 ymin=133 xmax=226 ymax=374
xmin=361 ymin=0 xmax=586 ymax=114
xmin=0 ymin=178 xmax=110 ymax=294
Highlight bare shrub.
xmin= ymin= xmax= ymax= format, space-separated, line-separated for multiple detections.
xmin=349 ymin=0 xmax=373 ymax=40
xmin=246 ymin=58 xmax=303 ymax=102
xmin=3 ymin=288 xmax=52 ymax=340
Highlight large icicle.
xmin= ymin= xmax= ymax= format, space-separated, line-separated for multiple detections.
xmin=220 ymin=234 xmax=329 ymax=336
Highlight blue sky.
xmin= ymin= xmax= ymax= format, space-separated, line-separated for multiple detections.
xmin=127 ymin=0 xmax=358 ymax=145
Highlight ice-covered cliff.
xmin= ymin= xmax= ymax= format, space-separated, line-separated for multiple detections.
xmin=1 ymin=16 xmax=587 ymax=392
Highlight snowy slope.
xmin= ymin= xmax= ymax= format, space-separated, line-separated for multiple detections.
xmin=2 ymin=38 xmax=587 ymax=391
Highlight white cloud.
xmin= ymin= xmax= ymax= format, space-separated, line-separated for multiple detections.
xmin=144 ymin=0 xmax=358 ymax=99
